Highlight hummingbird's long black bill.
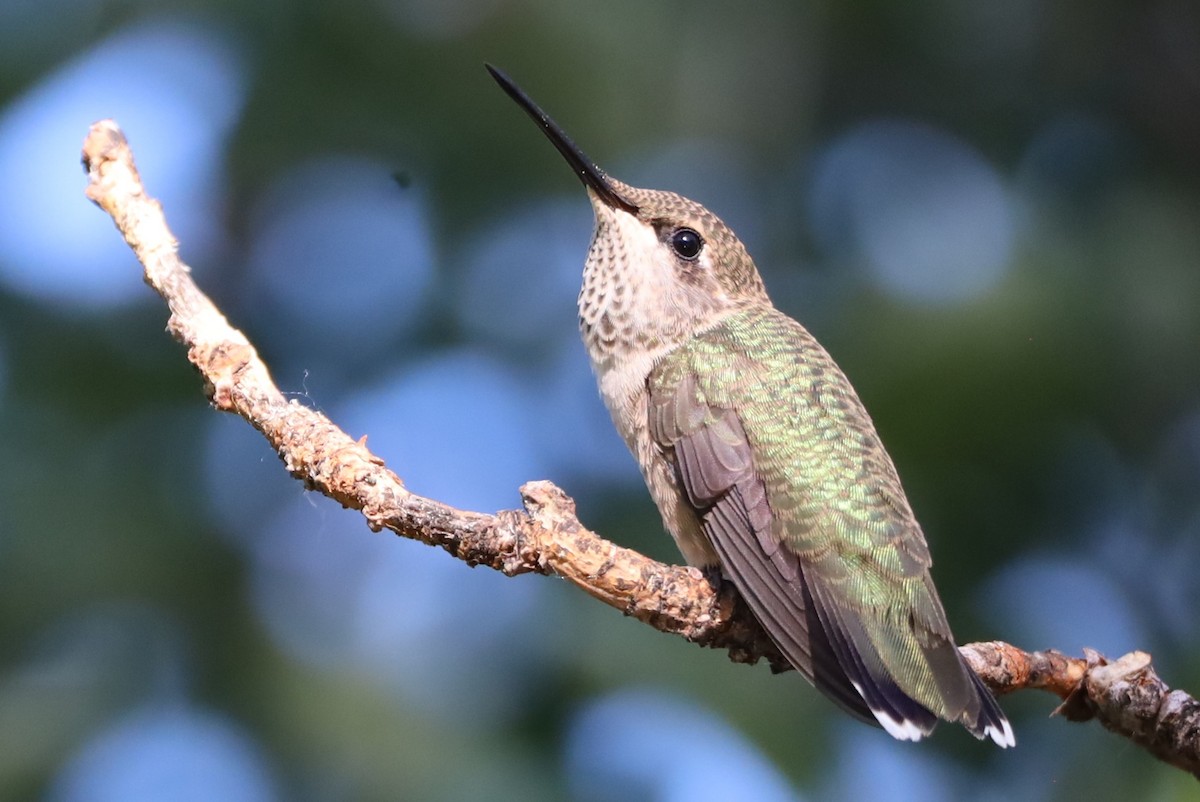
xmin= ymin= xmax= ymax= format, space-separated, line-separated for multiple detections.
xmin=487 ymin=64 xmax=639 ymax=215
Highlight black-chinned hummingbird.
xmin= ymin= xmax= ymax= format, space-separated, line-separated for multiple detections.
xmin=488 ymin=64 xmax=1013 ymax=746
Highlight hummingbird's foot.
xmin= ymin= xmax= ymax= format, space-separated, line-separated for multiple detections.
xmin=697 ymin=563 xmax=726 ymax=592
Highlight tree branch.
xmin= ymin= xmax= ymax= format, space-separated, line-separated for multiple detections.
xmin=81 ymin=120 xmax=1200 ymax=779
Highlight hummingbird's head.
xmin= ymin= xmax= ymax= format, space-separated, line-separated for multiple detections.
xmin=489 ymin=65 xmax=769 ymax=351
xmin=584 ymin=176 xmax=769 ymax=306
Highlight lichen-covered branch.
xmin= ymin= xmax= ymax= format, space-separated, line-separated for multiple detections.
xmin=82 ymin=120 xmax=1200 ymax=779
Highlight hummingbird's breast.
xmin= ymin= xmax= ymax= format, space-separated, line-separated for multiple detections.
xmin=581 ymin=316 xmax=721 ymax=569
xmin=575 ymin=200 xmax=731 ymax=567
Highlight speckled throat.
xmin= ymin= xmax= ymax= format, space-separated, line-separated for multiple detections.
xmin=578 ymin=178 xmax=766 ymax=367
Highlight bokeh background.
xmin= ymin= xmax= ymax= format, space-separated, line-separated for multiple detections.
xmin=1 ymin=1 xmax=1198 ymax=799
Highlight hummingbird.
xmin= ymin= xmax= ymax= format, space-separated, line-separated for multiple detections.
xmin=488 ymin=65 xmax=1013 ymax=747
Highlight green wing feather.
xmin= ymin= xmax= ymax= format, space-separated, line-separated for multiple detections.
xmin=648 ymin=305 xmax=1012 ymax=744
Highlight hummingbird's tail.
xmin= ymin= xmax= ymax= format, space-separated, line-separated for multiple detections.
xmin=801 ymin=576 xmax=940 ymax=741
xmin=804 ymin=572 xmax=1016 ymax=747
xmin=963 ymin=669 xmax=1016 ymax=747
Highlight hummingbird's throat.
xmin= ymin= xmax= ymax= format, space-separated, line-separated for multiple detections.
xmin=579 ymin=200 xmax=728 ymax=364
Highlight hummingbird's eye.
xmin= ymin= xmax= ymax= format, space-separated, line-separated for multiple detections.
xmin=669 ymin=228 xmax=703 ymax=261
